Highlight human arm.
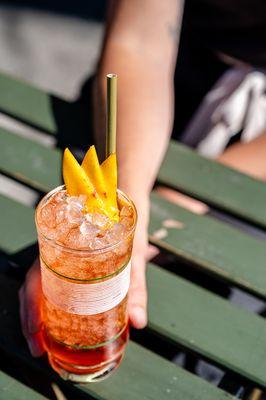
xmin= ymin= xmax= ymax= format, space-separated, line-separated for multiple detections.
xmin=19 ymin=0 xmax=185 ymax=357
xmin=94 ymin=0 xmax=184 ymax=328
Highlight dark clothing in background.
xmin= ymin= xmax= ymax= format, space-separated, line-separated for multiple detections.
xmin=184 ymin=0 xmax=266 ymax=67
xmin=173 ymin=0 xmax=266 ymax=139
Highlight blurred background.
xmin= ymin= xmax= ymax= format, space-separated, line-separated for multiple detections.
xmin=0 ymin=1 xmax=107 ymax=207
xmin=0 ymin=1 xmax=106 ymax=98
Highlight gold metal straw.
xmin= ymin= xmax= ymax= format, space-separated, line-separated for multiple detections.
xmin=106 ymin=73 xmax=117 ymax=157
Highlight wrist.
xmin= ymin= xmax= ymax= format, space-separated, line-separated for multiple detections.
xmin=118 ymin=174 xmax=152 ymax=200
xmin=119 ymin=185 xmax=150 ymax=230
xmin=119 ymin=183 xmax=150 ymax=212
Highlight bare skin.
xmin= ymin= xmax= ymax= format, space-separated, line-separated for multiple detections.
xmin=218 ymin=132 xmax=266 ymax=181
xmin=19 ymin=0 xmax=266 ymax=357
xmin=94 ymin=0 xmax=184 ymax=329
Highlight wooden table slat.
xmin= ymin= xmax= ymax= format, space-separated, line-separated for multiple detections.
xmin=159 ymin=141 xmax=266 ymax=228
xmin=0 ymin=73 xmax=56 ymax=133
xmin=0 ymin=370 xmax=47 ymax=399
xmin=148 ymin=263 xmax=266 ymax=388
xmin=0 ymin=194 xmax=36 ymax=254
xmin=0 ymin=128 xmax=61 ymax=192
xmin=81 ymin=341 xmax=234 ymax=400
xmin=149 ymin=192 xmax=266 ymax=299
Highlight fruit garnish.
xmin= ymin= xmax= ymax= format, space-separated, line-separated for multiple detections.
xmin=100 ymin=153 xmax=117 ymax=210
xmin=63 ymin=148 xmax=104 ymax=213
xmin=82 ymin=146 xmax=118 ymax=221
xmin=81 ymin=146 xmax=106 ymax=199
xmin=63 ymin=147 xmax=119 ymax=221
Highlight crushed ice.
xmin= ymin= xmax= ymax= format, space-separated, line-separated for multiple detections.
xmin=40 ymin=192 xmax=134 ymax=249
xmin=80 ymin=221 xmax=100 ymax=237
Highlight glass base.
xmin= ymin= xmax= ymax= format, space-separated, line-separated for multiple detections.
xmin=48 ymin=351 xmax=124 ymax=383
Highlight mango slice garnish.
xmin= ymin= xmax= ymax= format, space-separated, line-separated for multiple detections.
xmin=63 ymin=148 xmax=104 ymax=212
xmin=81 ymin=146 xmax=107 ymax=201
xmin=63 ymin=147 xmax=119 ymax=221
xmin=99 ymin=153 xmax=118 ymax=212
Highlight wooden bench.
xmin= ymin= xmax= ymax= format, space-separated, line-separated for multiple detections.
xmin=0 ymin=72 xmax=266 ymax=399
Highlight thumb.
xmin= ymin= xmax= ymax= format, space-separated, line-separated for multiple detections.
xmin=128 ymin=253 xmax=147 ymax=329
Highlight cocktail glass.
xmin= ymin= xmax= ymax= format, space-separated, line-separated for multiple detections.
xmin=35 ymin=185 xmax=137 ymax=382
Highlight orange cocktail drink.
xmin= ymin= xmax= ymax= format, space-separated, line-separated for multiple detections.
xmin=36 ymin=180 xmax=136 ymax=381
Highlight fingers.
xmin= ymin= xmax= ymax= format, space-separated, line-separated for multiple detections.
xmin=19 ymin=259 xmax=45 ymax=357
xmin=117 ymin=193 xmax=150 ymax=329
xmin=145 ymin=244 xmax=159 ymax=261
xmin=128 ymin=252 xmax=147 ymax=329
xmin=156 ymin=186 xmax=209 ymax=215
xmin=25 ymin=261 xmax=43 ymax=335
xmin=128 ymin=243 xmax=159 ymax=329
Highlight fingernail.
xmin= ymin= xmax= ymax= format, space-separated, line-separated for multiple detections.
xmin=28 ymin=334 xmax=44 ymax=357
xmin=131 ymin=306 xmax=147 ymax=329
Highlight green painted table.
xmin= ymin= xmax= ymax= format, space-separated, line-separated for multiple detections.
xmin=0 ymin=72 xmax=266 ymax=399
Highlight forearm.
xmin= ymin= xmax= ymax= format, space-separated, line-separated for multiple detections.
xmin=96 ymin=49 xmax=174 ymax=198
xmin=218 ymin=133 xmax=266 ymax=181
xmin=94 ymin=0 xmax=183 ymax=203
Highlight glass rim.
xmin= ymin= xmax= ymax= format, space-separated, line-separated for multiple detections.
xmin=35 ymin=185 xmax=137 ymax=255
